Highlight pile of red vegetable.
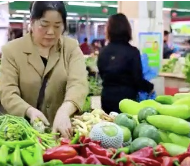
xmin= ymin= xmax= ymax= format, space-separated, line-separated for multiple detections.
xmin=42 ymin=135 xmax=190 ymax=166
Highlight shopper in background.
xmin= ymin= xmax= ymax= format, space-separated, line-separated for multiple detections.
xmin=163 ymin=30 xmax=174 ymax=59
xmin=0 ymin=1 xmax=88 ymax=138
xmin=98 ymin=13 xmax=154 ymax=114
xmin=80 ymin=37 xmax=91 ymax=55
xmin=91 ymin=39 xmax=101 ymax=55
xmin=182 ymin=39 xmax=190 ymax=57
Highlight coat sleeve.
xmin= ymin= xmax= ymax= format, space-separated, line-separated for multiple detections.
xmin=0 ymin=45 xmax=31 ymax=116
xmin=64 ymin=41 xmax=89 ymax=112
xmin=132 ymin=48 xmax=154 ymax=93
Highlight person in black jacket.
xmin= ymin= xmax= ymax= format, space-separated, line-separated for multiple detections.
xmin=97 ymin=13 xmax=154 ymax=114
xmin=163 ymin=30 xmax=174 ymax=59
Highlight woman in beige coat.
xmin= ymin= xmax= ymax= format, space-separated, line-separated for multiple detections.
xmin=0 ymin=1 xmax=88 ymax=138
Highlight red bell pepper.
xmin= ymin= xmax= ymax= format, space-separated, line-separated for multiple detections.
xmin=80 ymin=146 xmax=94 ymax=158
xmin=116 ymin=155 xmax=161 ymax=166
xmin=131 ymin=147 xmax=157 ymax=159
xmin=155 ymin=145 xmax=170 ymax=157
xmin=85 ymin=155 xmax=102 ymax=165
xmin=79 ymin=136 xmax=101 ymax=145
xmin=188 ymin=144 xmax=190 ymax=153
xmin=88 ymin=142 xmax=112 ymax=158
xmin=181 ymin=157 xmax=190 ymax=166
xmin=64 ymin=156 xmax=86 ymax=164
xmin=161 ymin=156 xmax=173 ymax=166
xmin=172 ymin=152 xmax=190 ymax=166
xmin=60 ymin=138 xmax=71 ymax=145
xmin=95 ymin=155 xmax=116 ymax=166
xmin=43 ymin=145 xmax=77 ymax=163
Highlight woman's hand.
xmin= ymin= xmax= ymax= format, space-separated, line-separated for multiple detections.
xmin=26 ymin=107 xmax=50 ymax=126
xmin=52 ymin=109 xmax=72 ymax=139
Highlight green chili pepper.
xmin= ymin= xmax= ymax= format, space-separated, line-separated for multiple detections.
xmin=21 ymin=149 xmax=35 ymax=166
xmin=0 ymin=145 xmax=9 ymax=165
xmin=33 ymin=143 xmax=44 ymax=165
xmin=111 ymin=147 xmax=129 ymax=159
xmin=11 ymin=145 xmax=23 ymax=166
xmin=41 ymin=160 xmax=63 ymax=166
xmin=0 ymin=139 xmax=35 ymax=149
xmin=70 ymin=131 xmax=80 ymax=144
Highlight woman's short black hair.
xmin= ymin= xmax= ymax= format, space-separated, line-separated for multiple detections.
xmin=30 ymin=1 xmax=67 ymax=31
xmin=107 ymin=13 xmax=132 ymax=43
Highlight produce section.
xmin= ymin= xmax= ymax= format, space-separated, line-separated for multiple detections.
xmin=1 ymin=93 xmax=190 ymax=166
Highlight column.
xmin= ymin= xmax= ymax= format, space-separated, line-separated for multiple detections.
xmin=118 ymin=1 xmax=165 ymax=95
xmin=0 ymin=2 xmax=9 ymax=55
xmin=118 ymin=1 xmax=163 ymax=47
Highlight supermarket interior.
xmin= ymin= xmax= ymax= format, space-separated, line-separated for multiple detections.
xmin=1 ymin=1 xmax=190 ymax=166
xmin=1 ymin=1 xmax=190 ymax=97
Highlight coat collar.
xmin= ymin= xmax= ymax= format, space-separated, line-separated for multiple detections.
xmin=22 ymin=33 xmax=62 ymax=78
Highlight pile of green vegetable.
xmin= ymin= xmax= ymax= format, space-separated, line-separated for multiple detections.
xmin=113 ymin=92 xmax=190 ymax=156
xmin=0 ymin=115 xmax=58 ymax=150
xmin=183 ymin=53 xmax=190 ymax=83
xmin=161 ymin=58 xmax=178 ymax=73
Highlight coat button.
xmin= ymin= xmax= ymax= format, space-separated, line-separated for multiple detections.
xmin=46 ymin=105 xmax=50 ymax=108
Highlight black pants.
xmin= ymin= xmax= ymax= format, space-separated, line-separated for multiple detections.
xmin=101 ymin=86 xmax=137 ymax=114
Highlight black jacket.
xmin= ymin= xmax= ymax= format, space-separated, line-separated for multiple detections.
xmin=97 ymin=42 xmax=154 ymax=113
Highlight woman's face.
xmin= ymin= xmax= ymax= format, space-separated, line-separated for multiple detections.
xmin=31 ymin=10 xmax=64 ymax=47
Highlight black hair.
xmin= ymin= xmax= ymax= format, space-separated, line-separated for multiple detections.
xmin=164 ymin=30 xmax=170 ymax=36
xmin=30 ymin=1 xmax=67 ymax=31
xmin=187 ymin=39 xmax=190 ymax=45
xmin=84 ymin=38 xmax=88 ymax=42
xmin=107 ymin=13 xmax=132 ymax=43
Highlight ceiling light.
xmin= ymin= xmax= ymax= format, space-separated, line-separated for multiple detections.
xmin=163 ymin=8 xmax=190 ymax=12
xmin=15 ymin=10 xmax=30 ymax=14
xmin=67 ymin=12 xmax=78 ymax=16
xmin=108 ymin=5 xmax=118 ymax=8
xmin=91 ymin=18 xmax=108 ymax=22
xmin=11 ymin=14 xmax=30 ymax=18
xmin=9 ymin=19 xmax=30 ymax=23
xmin=0 ymin=0 xmax=14 ymax=5
xmin=68 ymin=2 xmax=101 ymax=7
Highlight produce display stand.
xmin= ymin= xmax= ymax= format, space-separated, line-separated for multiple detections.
xmin=158 ymin=72 xmax=189 ymax=96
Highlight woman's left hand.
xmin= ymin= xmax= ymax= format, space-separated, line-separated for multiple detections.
xmin=52 ymin=110 xmax=73 ymax=139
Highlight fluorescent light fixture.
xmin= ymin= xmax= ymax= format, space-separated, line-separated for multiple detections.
xmin=163 ymin=8 xmax=190 ymax=12
xmin=11 ymin=14 xmax=30 ymax=18
xmin=68 ymin=2 xmax=101 ymax=7
xmin=9 ymin=19 xmax=30 ymax=23
xmin=67 ymin=12 xmax=78 ymax=16
xmin=163 ymin=8 xmax=171 ymax=11
xmin=108 ymin=5 xmax=118 ymax=8
xmin=15 ymin=10 xmax=30 ymax=14
xmin=91 ymin=18 xmax=108 ymax=22
xmin=0 ymin=0 xmax=14 ymax=5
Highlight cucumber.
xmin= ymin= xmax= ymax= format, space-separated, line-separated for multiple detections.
xmin=173 ymin=97 xmax=190 ymax=108
xmin=119 ymin=99 xmax=141 ymax=115
xmin=169 ymin=133 xmax=190 ymax=148
xmin=174 ymin=93 xmax=190 ymax=102
xmin=161 ymin=143 xmax=187 ymax=156
xmin=158 ymin=104 xmax=190 ymax=120
xmin=129 ymin=137 xmax=157 ymax=153
xmin=140 ymin=100 xmax=161 ymax=111
xmin=146 ymin=115 xmax=190 ymax=135
xmin=138 ymin=125 xmax=161 ymax=143
xmin=155 ymin=95 xmax=174 ymax=104
xmin=158 ymin=130 xmax=172 ymax=143
xmin=138 ymin=107 xmax=158 ymax=123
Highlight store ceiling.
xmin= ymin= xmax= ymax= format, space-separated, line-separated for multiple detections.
xmin=7 ymin=1 xmax=190 ymax=22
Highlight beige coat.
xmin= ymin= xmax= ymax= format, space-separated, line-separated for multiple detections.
xmin=0 ymin=33 xmax=88 ymax=125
